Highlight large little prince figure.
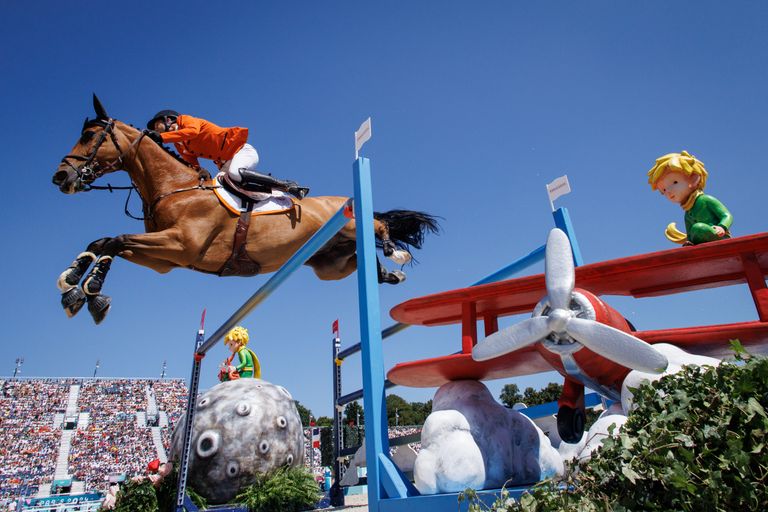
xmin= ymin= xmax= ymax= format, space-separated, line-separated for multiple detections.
xmin=647 ymin=150 xmax=732 ymax=245
xmin=219 ymin=326 xmax=261 ymax=381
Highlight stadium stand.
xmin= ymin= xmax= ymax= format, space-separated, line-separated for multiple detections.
xmin=0 ymin=377 xmax=187 ymax=501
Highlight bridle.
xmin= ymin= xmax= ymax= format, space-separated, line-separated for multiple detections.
xmin=59 ymin=118 xmax=220 ymax=221
xmin=60 ymin=118 xmax=145 ymax=191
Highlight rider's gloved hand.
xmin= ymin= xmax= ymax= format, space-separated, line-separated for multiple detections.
xmin=143 ymin=129 xmax=164 ymax=145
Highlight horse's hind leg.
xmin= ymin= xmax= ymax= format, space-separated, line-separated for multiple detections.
xmin=373 ymin=219 xmax=412 ymax=266
xmin=58 ymin=238 xmax=109 ymax=318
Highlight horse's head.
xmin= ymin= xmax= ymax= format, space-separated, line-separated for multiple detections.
xmin=53 ymin=95 xmax=130 ymax=194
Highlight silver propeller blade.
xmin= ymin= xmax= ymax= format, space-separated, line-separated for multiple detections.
xmin=472 ymin=316 xmax=550 ymax=361
xmin=565 ymin=317 xmax=669 ymax=373
xmin=545 ymin=229 xmax=575 ymax=311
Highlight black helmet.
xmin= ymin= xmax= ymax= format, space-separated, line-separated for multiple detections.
xmin=146 ymin=110 xmax=179 ymax=130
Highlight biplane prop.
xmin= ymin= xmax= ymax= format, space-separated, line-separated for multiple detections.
xmin=387 ymin=230 xmax=768 ymax=442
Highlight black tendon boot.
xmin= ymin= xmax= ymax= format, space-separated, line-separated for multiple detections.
xmin=83 ymin=256 xmax=113 ymax=296
xmin=57 ymin=252 xmax=97 ymax=291
xmin=238 ymin=169 xmax=309 ymax=199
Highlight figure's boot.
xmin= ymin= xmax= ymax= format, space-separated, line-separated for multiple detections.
xmin=238 ymin=169 xmax=309 ymax=199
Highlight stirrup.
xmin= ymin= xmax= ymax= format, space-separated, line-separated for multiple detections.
xmin=287 ymin=185 xmax=309 ymax=199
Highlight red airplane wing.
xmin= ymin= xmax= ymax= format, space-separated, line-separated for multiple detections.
xmin=387 ymin=347 xmax=551 ymax=388
xmin=390 ymin=232 xmax=768 ymax=326
xmin=387 ymin=321 xmax=768 ymax=388
xmin=387 ymin=232 xmax=768 ymax=388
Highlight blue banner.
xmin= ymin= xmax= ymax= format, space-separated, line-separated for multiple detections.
xmin=22 ymin=493 xmax=103 ymax=507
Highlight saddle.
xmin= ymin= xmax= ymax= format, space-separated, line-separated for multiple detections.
xmin=213 ymin=173 xmax=295 ymax=277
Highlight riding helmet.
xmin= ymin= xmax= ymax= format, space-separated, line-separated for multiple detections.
xmin=146 ymin=110 xmax=180 ymax=130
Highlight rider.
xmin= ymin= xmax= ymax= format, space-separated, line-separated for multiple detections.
xmin=145 ymin=110 xmax=309 ymax=199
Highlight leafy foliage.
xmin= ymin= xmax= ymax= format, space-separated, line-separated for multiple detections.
xmin=294 ymin=400 xmax=313 ymax=426
xmin=467 ymin=352 xmax=768 ymax=511
xmin=386 ymin=394 xmax=432 ymax=425
xmin=320 ymin=427 xmax=334 ymax=466
xmin=109 ymin=479 xmax=157 ymax=512
xmin=155 ymin=466 xmax=207 ymax=511
xmin=104 ymin=465 xmax=208 ymax=512
xmin=499 ymin=383 xmax=564 ymax=407
xmin=235 ymin=466 xmax=321 ymax=512
xmin=343 ymin=400 xmax=364 ymax=425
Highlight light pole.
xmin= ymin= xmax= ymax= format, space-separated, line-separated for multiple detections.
xmin=13 ymin=357 xmax=23 ymax=379
xmin=160 ymin=360 xmax=167 ymax=379
xmin=93 ymin=359 xmax=100 ymax=378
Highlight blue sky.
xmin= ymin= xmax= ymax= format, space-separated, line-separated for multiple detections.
xmin=1 ymin=1 xmax=766 ymax=418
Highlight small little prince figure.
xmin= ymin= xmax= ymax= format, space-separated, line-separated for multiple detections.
xmin=647 ymin=150 xmax=732 ymax=245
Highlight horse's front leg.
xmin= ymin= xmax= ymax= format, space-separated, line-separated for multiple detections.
xmin=58 ymin=238 xmax=110 ymax=318
xmin=80 ymin=229 xmax=192 ymax=324
xmin=78 ymin=236 xmax=131 ymax=324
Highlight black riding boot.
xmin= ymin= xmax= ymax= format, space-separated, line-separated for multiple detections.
xmin=238 ymin=169 xmax=309 ymax=199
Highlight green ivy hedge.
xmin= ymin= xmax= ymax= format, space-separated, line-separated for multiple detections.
xmin=464 ymin=346 xmax=768 ymax=511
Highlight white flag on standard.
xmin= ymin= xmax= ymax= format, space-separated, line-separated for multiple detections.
xmin=546 ymin=175 xmax=571 ymax=208
xmin=354 ymin=117 xmax=372 ymax=157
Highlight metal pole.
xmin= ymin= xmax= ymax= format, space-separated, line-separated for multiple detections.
xmin=175 ymin=310 xmax=206 ymax=512
xmin=197 ymin=199 xmax=353 ymax=355
xmin=13 ymin=357 xmax=23 ymax=379
xmin=330 ymin=329 xmax=345 ymax=506
xmin=161 ymin=360 xmax=167 ymax=379
xmin=93 ymin=360 xmax=100 ymax=378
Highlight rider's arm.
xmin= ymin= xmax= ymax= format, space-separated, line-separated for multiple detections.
xmin=161 ymin=115 xmax=202 ymax=143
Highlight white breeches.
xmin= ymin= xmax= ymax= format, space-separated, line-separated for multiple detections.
xmin=221 ymin=143 xmax=259 ymax=183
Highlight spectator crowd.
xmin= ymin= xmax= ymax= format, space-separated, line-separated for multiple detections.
xmin=0 ymin=378 xmax=188 ymax=498
xmin=0 ymin=379 xmax=71 ymax=501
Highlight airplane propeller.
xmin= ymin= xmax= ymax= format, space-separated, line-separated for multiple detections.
xmin=472 ymin=229 xmax=669 ymax=373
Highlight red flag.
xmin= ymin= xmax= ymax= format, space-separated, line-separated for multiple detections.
xmin=332 ymin=319 xmax=339 ymax=337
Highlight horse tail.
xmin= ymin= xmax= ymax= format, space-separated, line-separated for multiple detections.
xmin=373 ymin=210 xmax=441 ymax=253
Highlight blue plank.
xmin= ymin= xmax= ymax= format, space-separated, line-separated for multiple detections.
xmin=379 ymin=486 xmax=529 ymax=512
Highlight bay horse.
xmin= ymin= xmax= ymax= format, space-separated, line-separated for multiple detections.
xmin=52 ymin=96 xmax=439 ymax=324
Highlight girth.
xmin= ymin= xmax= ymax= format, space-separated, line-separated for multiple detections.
xmin=218 ymin=203 xmax=261 ymax=277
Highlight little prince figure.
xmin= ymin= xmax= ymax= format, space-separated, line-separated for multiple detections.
xmin=647 ymin=151 xmax=732 ymax=245
xmin=219 ymin=326 xmax=261 ymax=381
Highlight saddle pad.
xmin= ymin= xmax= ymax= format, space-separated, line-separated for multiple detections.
xmin=211 ymin=173 xmax=295 ymax=216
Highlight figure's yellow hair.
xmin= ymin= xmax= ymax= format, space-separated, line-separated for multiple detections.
xmin=647 ymin=150 xmax=708 ymax=191
xmin=225 ymin=326 xmax=250 ymax=347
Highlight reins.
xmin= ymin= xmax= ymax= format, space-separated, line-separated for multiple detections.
xmin=63 ymin=119 xmax=221 ymax=221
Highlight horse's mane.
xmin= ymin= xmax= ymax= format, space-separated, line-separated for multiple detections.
xmin=83 ymin=117 xmax=201 ymax=173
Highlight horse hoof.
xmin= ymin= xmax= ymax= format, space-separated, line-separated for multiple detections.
xmin=61 ymin=287 xmax=86 ymax=318
xmin=380 ymin=270 xmax=406 ymax=285
xmin=87 ymin=294 xmax=111 ymax=325
xmin=387 ymin=249 xmax=412 ymax=266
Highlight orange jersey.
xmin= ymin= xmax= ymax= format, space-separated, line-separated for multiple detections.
xmin=160 ymin=114 xmax=249 ymax=167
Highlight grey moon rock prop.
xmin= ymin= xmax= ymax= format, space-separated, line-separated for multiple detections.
xmin=171 ymin=378 xmax=305 ymax=504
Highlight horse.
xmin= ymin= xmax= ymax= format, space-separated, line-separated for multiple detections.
xmin=52 ymin=96 xmax=439 ymax=324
